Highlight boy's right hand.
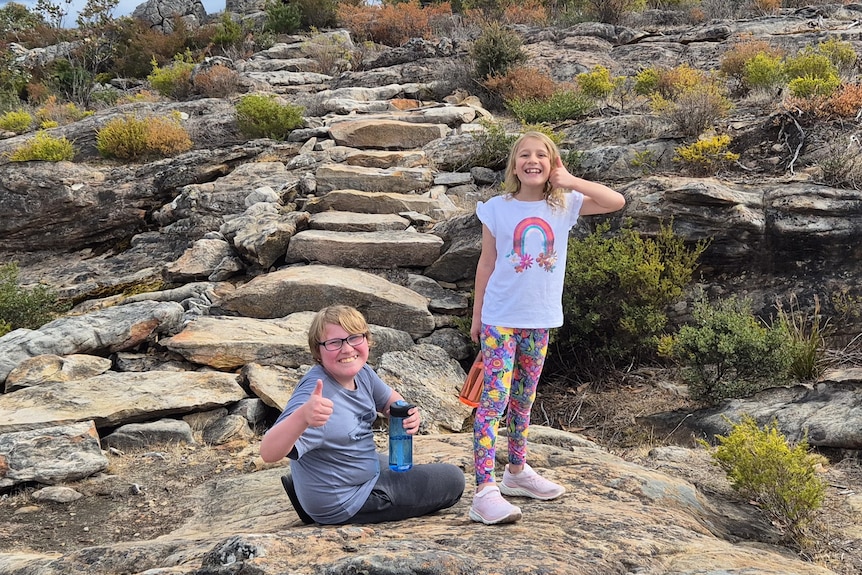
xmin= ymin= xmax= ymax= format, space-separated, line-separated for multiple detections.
xmin=303 ymin=379 xmax=333 ymax=427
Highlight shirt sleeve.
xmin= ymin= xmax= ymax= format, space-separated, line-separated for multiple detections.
xmin=567 ymin=192 xmax=585 ymax=226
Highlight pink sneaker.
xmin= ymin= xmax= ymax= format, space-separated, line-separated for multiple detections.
xmin=469 ymin=485 xmax=522 ymax=525
xmin=499 ymin=463 xmax=565 ymax=500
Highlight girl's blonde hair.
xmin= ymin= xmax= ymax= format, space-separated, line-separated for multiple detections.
xmin=503 ymin=131 xmax=566 ymax=211
xmin=308 ymin=305 xmax=372 ymax=363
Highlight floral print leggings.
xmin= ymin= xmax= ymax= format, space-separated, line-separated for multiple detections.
xmin=473 ymin=324 xmax=549 ymax=486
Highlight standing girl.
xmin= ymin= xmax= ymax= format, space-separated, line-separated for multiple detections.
xmin=469 ymin=131 xmax=626 ymax=525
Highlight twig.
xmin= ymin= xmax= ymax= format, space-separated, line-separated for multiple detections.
xmin=782 ymin=111 xmax=806 ymax=175
xmin=663 ymin=412 xmax=693 ymax=443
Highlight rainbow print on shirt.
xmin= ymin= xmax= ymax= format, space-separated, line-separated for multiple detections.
xmin=506 ymin=217 xmax=558 ymax=273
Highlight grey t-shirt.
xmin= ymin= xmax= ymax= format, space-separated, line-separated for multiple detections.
xmin=275 ymin=363 xmax=393 ymax=524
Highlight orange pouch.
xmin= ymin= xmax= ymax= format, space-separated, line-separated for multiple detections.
xmin=459 ymin=354 xmax=483 ymax=408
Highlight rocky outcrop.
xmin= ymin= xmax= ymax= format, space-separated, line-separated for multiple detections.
xmin=2 ymin=8 xmax=862 ymax=575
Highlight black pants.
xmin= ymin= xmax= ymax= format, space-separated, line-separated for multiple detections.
xmin=346 ymin=454 xmax=465 ymax=524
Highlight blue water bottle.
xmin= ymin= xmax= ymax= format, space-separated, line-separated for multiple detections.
xmin=388 ymin=400 xmax=414 ymax=472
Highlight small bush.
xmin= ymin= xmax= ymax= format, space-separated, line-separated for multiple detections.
xmin=502 ymin=0 xmax=547 ymax=25
xmin=96 ymin=114 xmax=192 ymax=160
xmin=818 ymin=134 xmax=862 ymax=189
xmin=235 ymin=93 xmax=304 ymax=141
xmin=575 ymin=65 xmax=618 ymax=100
xmin=8 ymin=130 xmax=75 ymax=161
xmin=719 ymin=36 xmax=783 ymax=91
xmin=144 ymin=115 xmax=194 ymax=157
xmin=507 ymin=89 xmax=594 ymax=124
xmin=816 ymin=38 xmax=858 ymax=79
xmin=635 ymin=64 xmax=702 ymax=100
xmin=557 ymin=220 xmax=707 ymax=370
xmin=586 ymin=0 xmax=646 ymax=24
xmin=742 ymin=52 xmax=785 ymax=92
xmin=302 ymin=33 xmax=353 ymax=76
xmin=337 ymin=0 xmax=451 ymax=47
xmin=659 ymin=293 xmax=793 ymax=404
xmin=483 ymin=65 xmax=558 ymax=102
xmin=634 ymin=66 xmax=661 ymax=96
xmin=264 ymin=0 xmax=301 ymax=34
xmin=470 ymin=21 xmax=527 ymax=80
xmin=787 ymin=75 xmax=840 ymax=99
xmin=673 ymin=134 xmax=739 ymax=175
xmin=35 ymin=96 xmax=92 ymax=126
xmin=0 ymin=262 xmax=68 ymax=334
xmin=784 ymin=51 xmax=839 ymax=85
xmin=775 ymin=294 xmax=827 ymax=381
xmin=293 ymin=0 xmax=340 ymax=29
xmin=193 ymin=65 xmax=241 ymax=98
xmin=749 ymin=0 xmax=780 ymax=16
xmin=651 ymin=81 xmax=732 ymax=137
xmin=0 ymin=109 xmax=33 ymax=133
xmin=462 ymin=118 xmax=518 ymax=171
xmin=826 ymin=83 xmax=862 ymax=118
xmin=212 ymin=13 xmax=243 ymax=49
xmin=708 ymin=415 xmax=827 ymax=539
xmin=147 ymin=51 xmax=196 ymax=100
xmin=116 ymin=90 xmax=162 ymax=105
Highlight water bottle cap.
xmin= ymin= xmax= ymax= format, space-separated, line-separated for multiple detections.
xmin=390 ymin=400 xmax=414 ymax=418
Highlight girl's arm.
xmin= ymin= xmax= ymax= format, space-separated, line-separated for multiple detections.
xmin=550 ymin=157 xmax=625 ymax=215
xmin=470 ymin=224 xmax=496 ymax=343
xmin=259 ymin=379 xmax=332 ymax=462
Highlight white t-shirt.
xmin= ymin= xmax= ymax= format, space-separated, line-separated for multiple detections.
xmin=476 ymin=192 xmax=584 ymax=329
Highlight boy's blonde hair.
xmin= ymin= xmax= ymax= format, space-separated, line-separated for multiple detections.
xmin=308 ymin=305 xmax=372 ymax=363
xmin=503 ymin=131 xmax=566 ymax=210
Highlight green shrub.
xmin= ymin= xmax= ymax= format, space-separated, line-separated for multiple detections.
xmin=787 ymin=75 xmax=840 ymax=99
xmin=575 ymin=65 xmax=617 ymax=100
xmin=0 ymin=109 xmax=33 ymax=133
xmin=8 ymin=130 xmax=75 ymax=161
xmin=507 ymin=89 xmax=594 ymax=124
xmin=673 ymin=134 xmax=740 ymax=175
xmin=264 ymin=0 xmax=301 ymax=34
xmin=815 ymin=38 xmax=857 ymax=78
xmin=147 ymin=51 xmax=196 ymax=100
xmin=0 ymin=262 xmax=68 ymax=334
xmin=742 ymin=52 xmax=785 ymax=91
xmin=292 ymin=0 xmax=339 ymax=29
xmin=634 ymin=66 xmax=661 ymax=96
xmin=708 ymin=415 xmax=826 ymax=539
xmin=212 ymin=12 xmax=243 ymax=49
xmin=35 ymin=96 xmax=92 ymax=126
xmin=96 ymin=113 xmax=192 ymax=160
xmin=651 ymin=81 xmax=732 ymax=138
xmin=635 ymin=64 xmax=702 ymax=100
xmin=235 ymin=94 xmax=304 ymax=141
xmin=775 ymin=294 xmax=827 ymax=382
xmin=784 ymin=51 xmax=839 ymax=84
xmin=556 ymin=221 xmax=707 ymax=370
xmin=470 ymin=22 xmax=527 ymax=80
xmin=659 ymin=293 xmax=794 ymax=404
xmin=462 ymin=118 xmax=518 ymax=171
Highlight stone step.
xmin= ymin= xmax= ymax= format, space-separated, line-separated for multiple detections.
xmin=285 ymin=229 xmax=443 ymax=269
xmin=303 ymin=188 xmax=459 ymax=220
xmin=308 ymin=211 xmax=411 ymax=232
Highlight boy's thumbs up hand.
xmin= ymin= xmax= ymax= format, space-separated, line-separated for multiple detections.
xmin=303 ymin=379 xmax=333 ymax=427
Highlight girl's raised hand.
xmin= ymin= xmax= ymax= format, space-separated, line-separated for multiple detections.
xmin=549 ymin=156 xmax=572 ymax=190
